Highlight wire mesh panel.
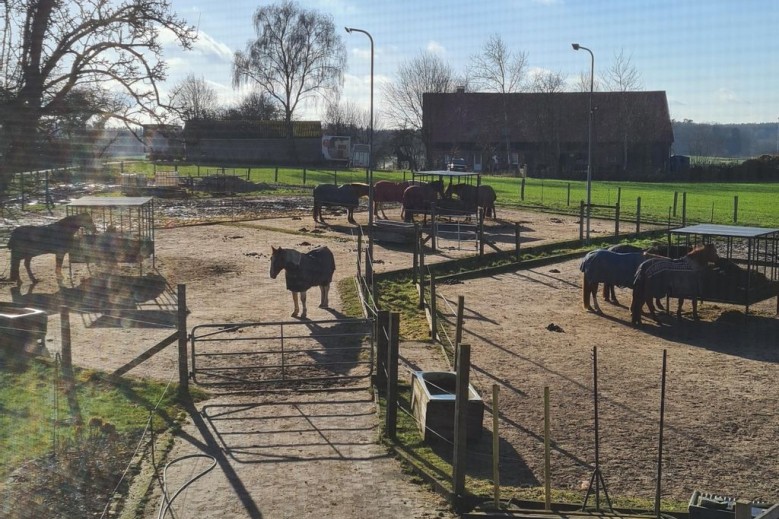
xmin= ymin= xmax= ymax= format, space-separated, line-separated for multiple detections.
xmin=190 ymin=318 xmax=373 ymax=388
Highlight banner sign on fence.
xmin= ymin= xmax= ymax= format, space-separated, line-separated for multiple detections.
xmin=322 ymin=135 xmax=351 ymax=161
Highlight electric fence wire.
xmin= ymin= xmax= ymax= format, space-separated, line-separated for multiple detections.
xmin=98 ymin=368 xmax=177 ymax=519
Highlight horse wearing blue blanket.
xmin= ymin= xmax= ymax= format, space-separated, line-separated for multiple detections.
xmin=580 ymin=249 xmax=649 ymax=313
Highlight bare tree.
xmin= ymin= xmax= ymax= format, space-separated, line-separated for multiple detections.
xmin=0 ymin=0 xmax=196 ymax=192
xmin=469 ymin=34 xmax=529 ymax=168
xmin=169 ymin=75 xmax=220 ymax=122
xmin=382 ymin=51 xmax=456 ymax=131
xmin=232 ymin=0 xmax=346 ymax=147
xmin=469 ymin=34 xmax=528 ymax=93
xmin=602 ymin=48 xmax=643 ymax=92
xmin=530 ymin=70 xmax=566 ymax=93
xmin=222 ymin=90 xmax=281 ymax=120
xmin=575 ymin=71 xmax=601 ymax=92
xmin=601 ymin=49 xmax=643 ymax=171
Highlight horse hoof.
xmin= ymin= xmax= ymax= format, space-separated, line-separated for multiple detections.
xmin=291 ymin=311 xmax=298 ymax=317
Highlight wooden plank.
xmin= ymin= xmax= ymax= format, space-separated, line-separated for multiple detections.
xmin=756 ymin=504 xmax=779 ymax=519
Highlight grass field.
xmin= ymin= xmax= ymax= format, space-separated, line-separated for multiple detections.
xmin=112 ymin=161 xmax=779 ymax=228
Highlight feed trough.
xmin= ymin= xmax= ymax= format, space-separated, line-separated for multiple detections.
xmin=0 ymin=303 xmax=48 ymax=351
xmin=410 ymin=371 xmax=483 ymax=443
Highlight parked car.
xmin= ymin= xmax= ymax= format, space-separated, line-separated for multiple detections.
xmin=447 ymin=158 xmax=467 ymax=171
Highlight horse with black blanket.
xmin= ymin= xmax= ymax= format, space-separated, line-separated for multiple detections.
xmin=312 ymin=183 xmax=368 ymax=224
xmin=269 ymin=246 xmax=336 ymax=319
xmin=8 ymin=212 xmax=96 ymax=285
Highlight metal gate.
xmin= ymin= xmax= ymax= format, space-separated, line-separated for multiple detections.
xmin=190 ymin=318 xmax=374 ymax=388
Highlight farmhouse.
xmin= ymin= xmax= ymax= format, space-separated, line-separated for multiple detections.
xmin=182 ymin=120 xmax=323 ymax=164
xmin=423 ymin=90 xmax=674 ymax=180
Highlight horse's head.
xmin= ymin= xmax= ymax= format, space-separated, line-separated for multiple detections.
xmin=430 ymin=180 xmax=445 ymax=199
xmin=73 ymin=212 xmax=97 ymax=234
xmin=269 ymin=246 xmax=284 ymax=279
xmin=689 ymin=243 xmax=719 ymax=266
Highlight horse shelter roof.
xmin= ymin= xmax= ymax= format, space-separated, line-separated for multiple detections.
xmin=671 ymin=223 xmax=779 ymax=239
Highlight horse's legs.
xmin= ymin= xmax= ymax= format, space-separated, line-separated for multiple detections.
xmin=291 ymin=292 xmax=300 ymax=317
xmin=24 ymin=258 xmax=37 ymax=284
xmin=590 ymin=282 xmax=602 ymax=313
xmin=54 ymin=253 xmax=65 ymax=280
xmin=347 ymin=208 xmax=356 ymax=224
xmin=319 ymin=284 xmax=330 ymax=308
xmin=299 ymin=290 xmax=308 ymax=319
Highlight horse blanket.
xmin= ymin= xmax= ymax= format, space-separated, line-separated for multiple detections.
xmin=579 ymin=249 xmax=647 ymax=287
xmin=635 ymin=256 xmax=702 ymax=299
xmin=283 ymin=247 xmax=336 ymax=292
xmin=314 ymin=184 xmax=359 ymax=208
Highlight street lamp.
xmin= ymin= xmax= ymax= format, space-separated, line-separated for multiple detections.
xmin=345 ymin=26 xmax=375 ymax=291
xmin=572 ymin=43 xmax=594 ymax=244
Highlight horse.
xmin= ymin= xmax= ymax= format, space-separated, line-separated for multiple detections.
xmin=269 ymin=246 xmax=336 ymax=319
xmin=630 ymin=243 xmax=719 ymax=325
xmin=401 ymin=180 xmax=444 ymax=223
xmin=313 ymin=183 xmax=367 ymax=224
xmin=8 ymin=212 xmax=96 ymax=285
xmin=601 ymin=243 xmax=691 ymax=305
xmin=372 ymin=180 xmax=410 ymax=219
xmin=580 ymin=249 xmax=651 ymax=314
xmin=446 ymin=183 xmax=497 ymax=219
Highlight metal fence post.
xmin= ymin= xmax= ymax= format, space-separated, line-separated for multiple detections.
xmin=178 ymin=284 xmax=188 ymax=394
xmin=429 ymin=272 xmax=437 ymax=340
xmin=376 ymin=310 xmax=390 ymax=391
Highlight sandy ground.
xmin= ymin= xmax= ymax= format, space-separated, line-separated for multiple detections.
xmin=1 ymin=201 xmax=777 ymax=511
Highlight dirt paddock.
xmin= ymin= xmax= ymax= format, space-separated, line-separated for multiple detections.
xmin=1 ymin=202 xmax=777 ymax=506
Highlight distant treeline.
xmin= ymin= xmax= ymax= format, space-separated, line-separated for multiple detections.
xmin=672 ymin=120 xmax=778 ymax=158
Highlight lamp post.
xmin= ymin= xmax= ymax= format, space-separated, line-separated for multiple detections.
xmin=346 ymin=26 xmax=374 ymax=290
xmin=572 ymin=43 xmax=594 ymax=244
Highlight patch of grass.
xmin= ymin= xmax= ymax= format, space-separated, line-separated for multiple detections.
xmin=376 ymin=275 xmax=431 ymax=340
xmin=0 ymin=359 xmax=202 ymax=481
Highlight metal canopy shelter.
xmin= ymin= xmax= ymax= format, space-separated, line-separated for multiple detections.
xmin=66 ymin=196 xmax=155 ymax=269
xmin=670 ymin=223 xmax=779 ymax=314
xmin=412 ymin=170 xmax=482 ymax=191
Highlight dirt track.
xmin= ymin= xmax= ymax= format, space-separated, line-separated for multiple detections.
xmin=2 ymin=200 xmax=777 ymax=508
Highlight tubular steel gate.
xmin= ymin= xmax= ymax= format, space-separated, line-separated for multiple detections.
xmin=190 ymin=318 xmax=374 ymax=388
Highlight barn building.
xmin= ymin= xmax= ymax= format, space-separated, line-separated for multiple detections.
xmin=423 ymin=90 xmax=674 ymax=180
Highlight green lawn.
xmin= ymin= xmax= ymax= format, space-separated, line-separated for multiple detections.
xmin=112 ymin=161 xmax=779 ymax=228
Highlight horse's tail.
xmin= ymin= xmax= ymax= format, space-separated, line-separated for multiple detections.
xmin=582 ymin=273 xmax=589 ymax=309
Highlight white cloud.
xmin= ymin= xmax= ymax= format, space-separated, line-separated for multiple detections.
xmin=713 ymin=88 xmax=745 ymax=104
xmin=426 ymin=40 xmax=446 ymax=56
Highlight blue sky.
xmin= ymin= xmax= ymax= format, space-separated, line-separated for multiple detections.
xmin=162 ymin=0 xmax=779 ymax=124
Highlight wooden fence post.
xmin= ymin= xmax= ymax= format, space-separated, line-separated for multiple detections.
xmin=520 ymin=177 xmax=525 ymax=201
xmin=579 ymin=201 xmax=585 ymax=242
xmin=454 ymin=296 xmax=465 ymax=370
xmin=617 ymin=187 xmax=622 ymax=207
xmin=636 ymin=197 xmax=642 ymax=235
xmin=673 ymin=191 xmax=678 ymax=216
xmin=682 ymin=192 xmax=687 ymax=227
xmin=177 ymin=284 xmax=188 ymax=394
xmin=733 ymin=195 xmax=739 ymax=223
xmin=453 ymin=343 xmax=471 ymax=503
xmin=386 ymin=312 xmax=400 ymax=440
xmin=478 ymin=208 xmax=485 ymax=257
xmin=431 ymin=204 xmax=437 ymax=252
xmin=615 ymin=203 xmax=620 ymax=237
xmin=429 ymin=272 xmax=437 ymax=340
xmin=303 ymin=168 xmax=307 ymax=185
xmin=412 ymin=225 xmax=419 ymax=285
xmin=60 ymin=306 xmax=72 ymax=379
xmin=376 ymin=310 xmax=390 ymax=391
xmin=274 ymin=167 xmax=278 ymax=183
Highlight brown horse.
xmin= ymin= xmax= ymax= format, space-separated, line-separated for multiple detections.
xmin=630 ymin=243 xmax=719 ymax=325
xmin=372 ymin=180 xmax=410 ymax=219
xmin=8 ymin=212 xmax=96 ymax=285
xmin=401 ymin=181 xmax=444 ymax=223
xmin=446 ymin=183 xmax=497 ymax=219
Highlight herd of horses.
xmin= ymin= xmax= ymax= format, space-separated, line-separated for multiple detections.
xmin=580 ymin=242 xmax=720 ymax=325
xmin=3 ymin=201 xmax=721 ymax=327
xmin=312 ymin=180 xmax=497 ymax=225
